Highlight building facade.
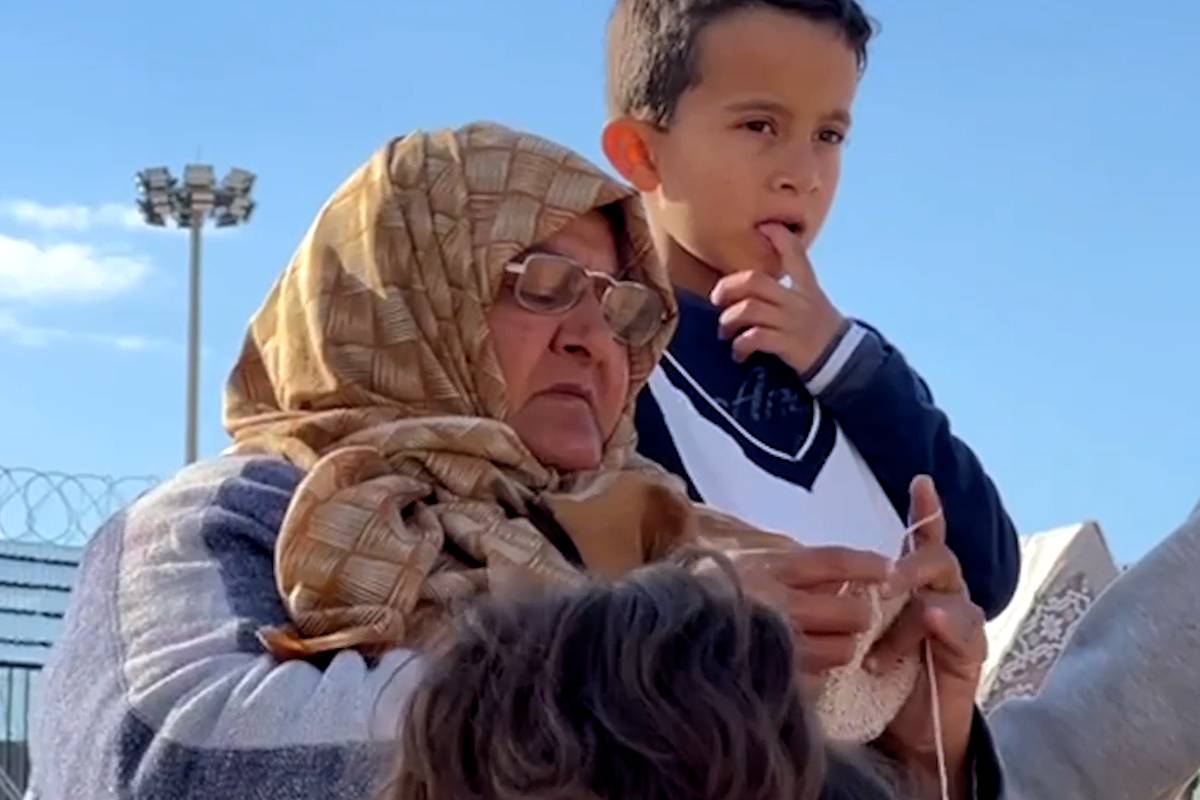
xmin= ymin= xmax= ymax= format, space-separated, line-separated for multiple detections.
xmin=0 ymin=539 xmax=82 ymax=795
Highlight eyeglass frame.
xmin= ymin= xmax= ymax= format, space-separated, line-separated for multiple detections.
xmin=501 ymin=252 xmax=670 ymax=346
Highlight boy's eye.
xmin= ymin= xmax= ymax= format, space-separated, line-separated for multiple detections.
xmin=817 ymin=128 xmax=846 ymax=145
xmin=741 ymin=119 xmax=778 ymax=136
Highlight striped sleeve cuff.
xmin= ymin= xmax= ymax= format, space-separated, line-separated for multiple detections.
xmin=803 ymin=321 xmax=869 ymax=396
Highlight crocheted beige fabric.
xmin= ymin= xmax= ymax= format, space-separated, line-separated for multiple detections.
xmin=816 ymin=586 xmax=919 ymax=741
xmin=700 ymin=519 xmax=919 ymax=742
xmin=223 ymin=122 xmax=916 ymax=742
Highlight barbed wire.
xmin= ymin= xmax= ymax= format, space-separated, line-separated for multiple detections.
xmin=0 ymin=467 xmax=158 ymax=546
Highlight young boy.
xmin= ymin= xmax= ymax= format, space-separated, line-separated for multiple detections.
xmin=601 ymin=0 xmax=1019 ymax=619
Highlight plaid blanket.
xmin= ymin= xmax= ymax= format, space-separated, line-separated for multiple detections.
xmin=26 ymin=456 xmax=424 ymax=799
xmin=26 ymin=453 xmax=1016 ymax=799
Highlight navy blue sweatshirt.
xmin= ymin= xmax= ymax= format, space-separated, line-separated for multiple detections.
xmin=635 ymin=290 xmax=1019 ymax=619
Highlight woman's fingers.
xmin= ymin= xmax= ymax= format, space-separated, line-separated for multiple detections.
xmin=881 ymin=476 xmax=964 ymax=599
xmin=865 ymin=596 xmax=927 ymax=674
xmin=907 ymin=475 xmax=946 ymax=548
xmin=785 ymin=588 xmax=873 ymax=635
xmin=771 ymin=546 xmax=890 ymax=588
xmin=883 ymin=539 xmax=965 ymax=600
xmin=798 ymin=632 xmax=860 ymax=673
xmin=923 ymin=594 xmax=988 ymax=681
xmin=867 ymin=591 xmax=986 ymax=679
xmin=724 ymin=546 xmax=921 ymax=678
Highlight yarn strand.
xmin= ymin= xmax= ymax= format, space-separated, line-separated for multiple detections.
xmin=902 ymin=508 xmax=950 ymax=800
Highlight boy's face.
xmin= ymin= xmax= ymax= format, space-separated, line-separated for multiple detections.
xmin=625 ymin=7 xmax=861 ymax=282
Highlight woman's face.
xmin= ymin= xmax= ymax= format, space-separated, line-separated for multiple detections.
xmin=487 ymin=211 xmax=633 ymax=472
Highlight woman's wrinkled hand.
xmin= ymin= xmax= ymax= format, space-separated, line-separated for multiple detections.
xmin=715 ymin=542 xmax=890 ymax=682
xmin=871 ymin=476 xmax=987 ymax=800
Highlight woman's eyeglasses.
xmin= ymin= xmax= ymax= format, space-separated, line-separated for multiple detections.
xmin=503 ymin=254 xmax=667 ymax=347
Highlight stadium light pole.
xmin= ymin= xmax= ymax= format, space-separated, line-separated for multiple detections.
xmin=135 ymin=164 xmax=256 ymax=465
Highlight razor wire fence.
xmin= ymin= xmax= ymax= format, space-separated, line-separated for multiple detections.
xmin=0 ymin=466 xmax=158 ymax=546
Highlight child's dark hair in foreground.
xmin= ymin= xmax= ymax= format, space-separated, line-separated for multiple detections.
xmin=389 ymin=557 xmax=899 ymax=800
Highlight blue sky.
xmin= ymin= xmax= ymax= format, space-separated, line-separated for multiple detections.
xmin=0 ymin=0 xmax=1196 ymax=563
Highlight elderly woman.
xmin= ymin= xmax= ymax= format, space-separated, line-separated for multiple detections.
xmin=27 ymin=124 xmax=994 ymax=800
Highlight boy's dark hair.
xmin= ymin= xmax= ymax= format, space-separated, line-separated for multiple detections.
xmin=607 ymin=0 xmax=875 ymax=125
xmin=388 ymin=556 xmax=898 ymax=800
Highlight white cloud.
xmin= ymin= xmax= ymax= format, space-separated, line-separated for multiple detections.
xmin=0 ymin=200 xmax=144 ymax=232
xmin=0 ymin=310 xmax=174 ymax=353
xmin=0 ymin=234 xmax=151 ymax=303
xmin=1 ymin=198 xmax=237 ymax=240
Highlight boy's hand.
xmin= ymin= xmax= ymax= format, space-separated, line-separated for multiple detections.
xmin=712 ymin=544 xmax=890 ymax=678
xmin=711 ymin=222 xmax=846 ymax=375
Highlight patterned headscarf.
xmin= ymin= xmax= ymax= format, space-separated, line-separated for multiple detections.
xmin=223 ymin=123 xmax=695 ymax=656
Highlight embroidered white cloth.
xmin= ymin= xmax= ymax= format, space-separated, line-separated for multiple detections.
xmin=979 ymin=521 xmax=1118 ymax=709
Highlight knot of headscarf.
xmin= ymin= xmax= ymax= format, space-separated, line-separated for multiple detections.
xmin=222 ymin=123 xmax=694 ymax=657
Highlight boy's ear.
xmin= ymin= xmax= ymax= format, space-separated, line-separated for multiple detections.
xmin=602 ymin=118 xmax=661 ymax=192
